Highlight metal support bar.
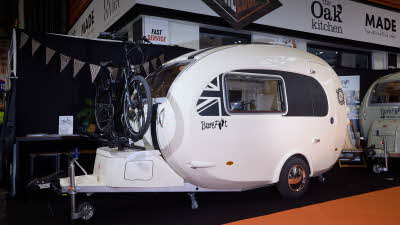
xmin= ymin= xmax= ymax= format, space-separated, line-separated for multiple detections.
xmin=318 ymin=175 xmax=326 ymax=183
xmin=383 ymin=138 xmax=389 ymax=172
xmin=188 ymin=193 xmax=199 ymax=210
xmin=68 ymin=159 xmax=81 ymax=220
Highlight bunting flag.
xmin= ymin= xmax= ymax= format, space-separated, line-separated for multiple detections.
xmin=73 ymin=59 xmax=85 ymax=77
xmin=18 ymin=32 xmax=178 ymax=83
xmin=108 ymin=67 xmax=119 ymax=80
xmin=45 ymin=47 xmax=56 ymax=64
xmin=90 ymin=64 xmax=101 ymax=83
xmin=151 ymin=58 xmax=158 ymax=70
xmin=60 ymin=54 xmax=71 ymax=72
xmin=32 ymin=39 xmax=41 ymax=56
xmin=107 ymin=67 xmax=117 ymax=74
xmin=143 ymin=61 xmax=150 ymax=75
xmin=19 ymin=32 xmax=29 ymax=49
xmin=159 ymin=54 xmax=165 ymax=64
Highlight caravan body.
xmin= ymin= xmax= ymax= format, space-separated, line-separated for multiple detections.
xmin=360 ymin=72 xmax=400 ymax=157
xmin=146 ymin=44 xmax=348 ymax=190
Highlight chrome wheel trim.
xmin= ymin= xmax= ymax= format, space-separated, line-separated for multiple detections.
xmin=287 ymin=165 xmax=306 ymax=192
xmin=80 ymin=203 xmax=94 ymax=221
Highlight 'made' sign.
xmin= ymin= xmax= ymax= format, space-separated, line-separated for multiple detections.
xmin=365 ymin=13 xmax=397 ymax=32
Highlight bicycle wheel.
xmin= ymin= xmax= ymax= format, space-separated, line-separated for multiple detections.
xmin=124 ymin=75 xmax=153 ymax=141
xmin=94 ymin=78 xmax=114 ymax=133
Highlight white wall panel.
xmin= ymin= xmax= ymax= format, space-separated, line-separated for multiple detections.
xmin=372 ymin=52 xmax=388 ymax=70
xmin=169 ymin=21 xmax=200 ymax=50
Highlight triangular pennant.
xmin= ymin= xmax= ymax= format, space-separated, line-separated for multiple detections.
xmin=60 ymin=54 xmax=71 ymax=72
xmin=46 ymin=48 xmax=56 ymax=65
xmin=151 ymin=58 xmax=158 ymax=70
xmin=90 ymin=64 xmax=101 ymax=83
xmin=108 ymin=67 xmax=118 ymax=80
xmin=19 ymin=32 xmax=29 ymax=49
xmin=73 ymin=59 xmax=85 ymax=77
xmin=143 ymin=62 xmax=150 ymax=75
xmin=159 ymin=54 xmax=165 ymax=64
xmin=32 ymin=39 xmax=41 ymax=56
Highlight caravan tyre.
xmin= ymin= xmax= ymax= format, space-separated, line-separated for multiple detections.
xmin=277 ymin=157 xmax=310 ymax=199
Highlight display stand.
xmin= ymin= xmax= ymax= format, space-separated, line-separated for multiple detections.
xmin=11 ymin=135 xmax=97 ymax=196
xmin=338 ymin=121 xmax=367 ymax=168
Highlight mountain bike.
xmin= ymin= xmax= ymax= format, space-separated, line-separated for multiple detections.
xmin=94 ymin=32 xmax=153 ymax=144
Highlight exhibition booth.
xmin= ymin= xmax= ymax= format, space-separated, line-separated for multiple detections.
xmin=1 ymin=0 xmax=400 ymax=224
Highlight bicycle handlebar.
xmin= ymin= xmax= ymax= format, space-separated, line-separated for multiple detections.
xmin=99 ymin=32 xmax=152 ymax=44
xmin=99 ymin=32 xmax=124 ymax=40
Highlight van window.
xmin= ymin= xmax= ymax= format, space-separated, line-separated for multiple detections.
xmin=224 ymin=74 xmax=286 ymax=113
xmin=370 ymin=81 xmax=400 ymax=104
xmin=147 ymin=61 xmax=191 ymax=98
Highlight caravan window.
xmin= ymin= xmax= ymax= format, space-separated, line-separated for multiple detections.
xmin=147 ymin=61 xmax=191 ymax=98
xmin=370 ymin=81 xmax=400 ymax=104
xmin=224 ymin=74 xmax=286 ymax=113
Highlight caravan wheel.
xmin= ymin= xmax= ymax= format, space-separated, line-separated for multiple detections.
xmin=277 ymin=156 xmax=310 ymax=199
xmin=78 ymin=202 xmax=95 ymax=221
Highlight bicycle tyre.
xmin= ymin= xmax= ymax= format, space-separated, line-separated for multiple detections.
xmin=94 ymin=78 xmax=114 ymax=133
xmin=124 ymin=75 xmax=153 ymax=141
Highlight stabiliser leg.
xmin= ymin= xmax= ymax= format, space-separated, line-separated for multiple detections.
xmin=68 ymin=159 xmax=81 ymax=220
xmin=188 ymin=193 xmax=199 ymax=210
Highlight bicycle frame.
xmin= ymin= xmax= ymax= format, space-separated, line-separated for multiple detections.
xmin=94 ymin=35 xmax=153 ymax=143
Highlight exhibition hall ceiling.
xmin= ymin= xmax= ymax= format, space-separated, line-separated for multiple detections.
xmin=0 ymin=0 xmax=15 ymax=36
xmin=369 ymin=0 xmax=400 ymax=9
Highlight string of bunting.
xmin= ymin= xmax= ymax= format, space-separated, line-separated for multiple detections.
xmin=19 ymin=32 xmax=166 ymax=83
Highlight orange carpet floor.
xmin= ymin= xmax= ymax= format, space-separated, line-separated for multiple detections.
xmin=226 ymin=186 xmax=400 ymax=225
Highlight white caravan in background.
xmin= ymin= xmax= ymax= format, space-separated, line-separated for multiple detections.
xmin=360 ymin=72 xmax=400 ymax=172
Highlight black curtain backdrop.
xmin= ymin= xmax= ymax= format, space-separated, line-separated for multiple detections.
xmin=24 ymin=0 xmax=68 ymax=33
xmin=0 ymin=79 xmax=16 ymax=186
xmin=16 ymin=30 xmax=193 ymax=136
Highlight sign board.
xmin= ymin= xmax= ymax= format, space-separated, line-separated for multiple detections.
xmin=143 ymin=17 xmax=169 ymax=45
xmin=69 ymin=0 xmax=400 ymax=48
xmin=68 ymin=0 xmax=137 ymax=38
xmin=59 ymin=116 xmax=74 ymax=135
xmin=340 ymin=75 xmax=360 ymax=147
xmin=135 ymin=0 xmax=400 ymax=48
xmin=0 ymin=79 xmax=5 ymax=93
xmin=340 ymin=75 xmax=360 ymax=120
xmin=201 ymin=0 xmax=282 ymax=29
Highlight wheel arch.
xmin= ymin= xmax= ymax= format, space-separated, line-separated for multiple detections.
xmin=272 ymin=152 xmax=313 ymax=183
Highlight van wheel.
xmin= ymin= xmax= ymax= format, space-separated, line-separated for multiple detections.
xmin=277 ymin=157 xmax=310 ymax=199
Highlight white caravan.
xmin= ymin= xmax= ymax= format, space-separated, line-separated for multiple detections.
xmin=59 ymin=44 xmax=348 ymax=220
xmin=360 ymin=72 xmax=400 ymax=172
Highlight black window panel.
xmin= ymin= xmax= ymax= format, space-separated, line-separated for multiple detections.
xmin=199 ymin=28 xmax=251 ymax=49
xmin=132 ymin=18 xmax=143 ymax=41
xmin=235 ymin=70 xmax=329 ymax=117
xmin=370 ymin=81 xmax=400 ymax=104
xmin=147 ymin=61 xmax=191 ymax=98
xmin=308 ymin=47 xmax=338 ymax=66
xmin=388 ymin=53 xmax=397 ymax=69
xmin=224 ymin=74 xmax=286 ymax=113
xmin=308 ymin=44 xmax=370 ymax=69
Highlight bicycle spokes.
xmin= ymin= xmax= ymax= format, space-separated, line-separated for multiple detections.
xmin=124 ymin=76 xmax=153 ymax=141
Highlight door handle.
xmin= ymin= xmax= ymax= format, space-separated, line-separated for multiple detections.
xmin=188 ymin=161 xmax=216 ymax=169
xmin=312 ymin=138 xmax=321 ymax=143
xmin=158 ymin=108 xmax=165 ymax=127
